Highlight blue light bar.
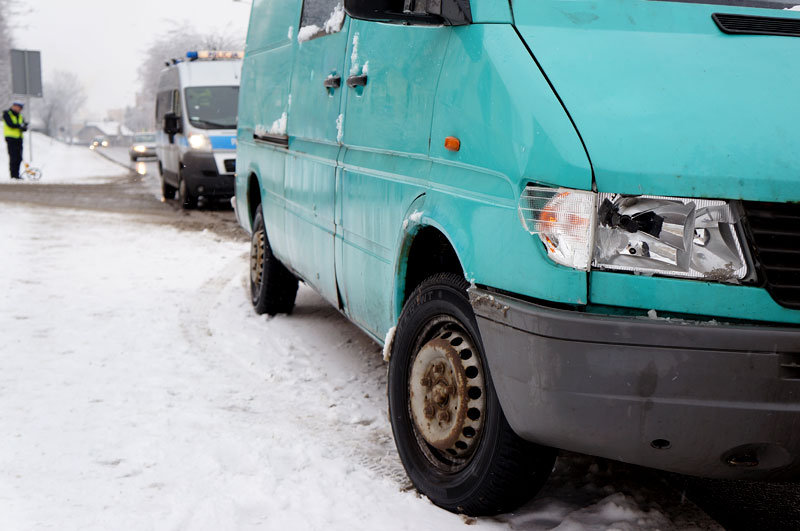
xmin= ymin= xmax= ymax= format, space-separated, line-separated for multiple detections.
xmin=186 ymin=51 xmax=199 ymax=59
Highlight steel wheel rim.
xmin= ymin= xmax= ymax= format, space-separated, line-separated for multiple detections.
xmin=250 ymin=229 xmax=265 ymax=290
xmin=407 ymin=316 xmax=487 ymax=473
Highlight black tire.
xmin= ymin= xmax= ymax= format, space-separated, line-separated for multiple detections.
xmin=388 ymin=273 xmax=556 ymax=516
xmin=250 ymin=205 xmax=298 ymax=315
xmin=179 ymin=176 xmax=196 ymax=209
xmin=161 ymin=174 xmax=177 ymax=200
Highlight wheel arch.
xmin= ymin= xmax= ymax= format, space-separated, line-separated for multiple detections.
xmin=246 ymin=171 xmax=263 ymax=229
xmin=394 ymin=196 xmax=468 ymax=322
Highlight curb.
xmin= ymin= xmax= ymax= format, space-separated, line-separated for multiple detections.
xmin=91 ymin=148 xmax=133 ymax=172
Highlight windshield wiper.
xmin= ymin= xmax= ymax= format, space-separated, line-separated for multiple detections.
xmin=191 ymin=119 xmax=237 ymax=129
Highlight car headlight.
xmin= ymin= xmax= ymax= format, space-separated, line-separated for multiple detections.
xmin=188 ymin=134 xmax=211 ymax=151
xmin=518 ymin=186 xmax=748 ymax=282
xmin=133 ymin=145 xmax=147 ymax=153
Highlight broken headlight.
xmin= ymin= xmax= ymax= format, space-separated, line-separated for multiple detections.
xmin=593 ymin=194 xmax=747 ymax=281
xmin=518 ymin=186 xmax=748 ymax=282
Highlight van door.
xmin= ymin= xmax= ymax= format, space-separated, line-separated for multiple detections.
xmin=284 ymin=0 xmax=349 ymax=306
xmin=156 ymin=89 xmax=180 ymax=185
xmin=336 ymin=21 xmax=450 ymax=338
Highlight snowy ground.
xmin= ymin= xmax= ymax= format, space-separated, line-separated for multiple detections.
xmin=1 ymin=132 xmax=126 ymax=183
xmin=0 ymin=139 xmax=724 ymax=530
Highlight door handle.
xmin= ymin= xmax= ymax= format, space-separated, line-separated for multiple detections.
xmin=346 ymin=74 xmax=368 ymax=88
xmin=323 ymin=75 xmax=341 ymax=89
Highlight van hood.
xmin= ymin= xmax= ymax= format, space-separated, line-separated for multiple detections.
xmin=513 ymin=1 xmax=800 ymax=202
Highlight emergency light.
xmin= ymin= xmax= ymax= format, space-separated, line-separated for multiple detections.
xmin=186 ymin=50 xmax=244 ymax=61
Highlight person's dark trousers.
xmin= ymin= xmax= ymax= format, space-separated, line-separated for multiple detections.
xmin=6 ymin=137 xmax=22 ymax=179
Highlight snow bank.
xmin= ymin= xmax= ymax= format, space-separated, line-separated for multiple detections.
xmin=0 ymin=132 xmax=126 ymax=184
xmin=0 ymin=201 xmax=720 ymax=530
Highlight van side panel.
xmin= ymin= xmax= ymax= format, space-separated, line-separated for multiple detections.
xmin=427 ymin=24 xmax=591 ymax=306
xmin=236 ymin=0 xmax=300 ymax=258
xmin=336 ymin=22 xmax=450 ymax=339
xmin=246 ymin=0 xmax=300 ymax=51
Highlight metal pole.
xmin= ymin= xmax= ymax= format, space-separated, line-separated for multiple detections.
xmin=24 ymin=53 xmax=32 ymax=162
xmin=26 ymin=94 xmax=32 ymax=162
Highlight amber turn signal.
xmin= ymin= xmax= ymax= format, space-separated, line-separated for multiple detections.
xmin=444 ymin=136 xmax=460 ymax=152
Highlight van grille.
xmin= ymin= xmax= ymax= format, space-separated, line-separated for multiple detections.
xmin=744 ymin=201 xmax=800 ymax=310
xmin=712 ymin=13 xmax=800 ymax=38
xmin=224 ymin=159 xmax=236 ymax=173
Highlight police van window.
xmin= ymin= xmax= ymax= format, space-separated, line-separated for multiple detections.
xmin=184 ymin=86 xmax=239 ymax=130
xmin=298 ymin=0 xmax=345 ymax=42
xmin=156 ymin=91 xmax=172 ymax=122
xmin=172 ymin=90 xmax=182 ymax=117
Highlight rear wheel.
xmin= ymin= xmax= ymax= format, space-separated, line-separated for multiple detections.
xmin=388 ymin=273 xmax=556 ymax=516
xmin=250 ymin=205 xmax=298 ymax=315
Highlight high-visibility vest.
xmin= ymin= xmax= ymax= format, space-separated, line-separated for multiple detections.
xmin=3 ymin=110 xmax=24 ymax=139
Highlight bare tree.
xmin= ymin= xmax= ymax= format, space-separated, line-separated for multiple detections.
xmin=0 ymin=0 xmax=15 ymax=105
xmin=131 ymin=22 xmax=244 ymax=131
xmin=40 ymin=70 xmax=87 ymax=141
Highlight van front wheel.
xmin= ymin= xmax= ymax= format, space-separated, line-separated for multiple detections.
xmin=388 ymin=273 xmax=556 ymax=516
xmin=179 ymin=177 xmax=196 ymax=209
xmin=250 ymin=205 xmax=298 ymax=315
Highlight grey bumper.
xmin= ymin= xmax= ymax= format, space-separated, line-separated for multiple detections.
xmin=470 ymin=287 xmax=800 ymax=480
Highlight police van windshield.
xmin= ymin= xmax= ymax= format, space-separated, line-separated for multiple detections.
xmin=184 ymin=86 xmax=239 ymax=130
xmin=657 ymin=0 xmax=799 ymax=8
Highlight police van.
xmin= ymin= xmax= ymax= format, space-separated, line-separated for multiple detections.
xmin=155 ymin=51 xmax=242 ymax=208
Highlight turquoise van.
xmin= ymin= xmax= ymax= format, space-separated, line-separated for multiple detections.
xmin=235 ymin=0 xmax=800 ymax=516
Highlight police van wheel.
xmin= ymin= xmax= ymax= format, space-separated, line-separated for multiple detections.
xmin=179 ymin=178 xmax=196 ymax=209
xmin=250 ymin=205 xmax=298 ymax=315
xmin=161 ymin=176 xmax=176 ymax=200
xmin=388 ymin=273 xmax=556 ymax=516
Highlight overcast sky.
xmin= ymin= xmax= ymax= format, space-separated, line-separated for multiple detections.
xmin=13 ymin=0 xmax=251 ymax=120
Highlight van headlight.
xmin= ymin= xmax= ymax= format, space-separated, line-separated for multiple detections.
xmin=519 ymin=186 xmax=748 ymax=282
xmin=188 ymin=133 xmax=211 ymax=151
xmin=518 ymin=187 xmax=596 ymax=271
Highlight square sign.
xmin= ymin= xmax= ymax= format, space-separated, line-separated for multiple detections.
xmin=10 ymin=49 xmax=43 ymax=97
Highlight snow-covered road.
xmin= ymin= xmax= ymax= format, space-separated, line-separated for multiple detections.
xmin=0 ymin=142 xmax=723 ymax=530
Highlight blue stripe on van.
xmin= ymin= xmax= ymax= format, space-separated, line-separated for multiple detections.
xmin=209 ymin=135 xmax=236 ymax=150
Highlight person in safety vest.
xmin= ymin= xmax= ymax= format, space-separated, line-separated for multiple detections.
xmin=3 ymin=102 xmax=29 ymax=180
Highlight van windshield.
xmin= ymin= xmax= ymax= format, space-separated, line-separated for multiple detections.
xmin=657 ymin=0 xmax=800 ymax=9
xmin=134 ymin=134 xmax=155 ymax=143
xmin=184 ymin=86 xmax=239 ymax=130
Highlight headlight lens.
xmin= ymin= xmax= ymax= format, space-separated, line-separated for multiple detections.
xmin=518 ymin=186 xmax=596 ymax=270
xmin=133 ymin=145 xmax=147 ymax=153
xmin=188 ymin=134 xmax=211 ymax=151
xmin=518 ymin=186 xmax=748 ymax=282
xmin=593 ymin=193 xmax=747 ymax=281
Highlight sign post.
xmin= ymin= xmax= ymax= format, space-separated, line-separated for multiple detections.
xmin=10 ymin=49 xmax=43 ymax=161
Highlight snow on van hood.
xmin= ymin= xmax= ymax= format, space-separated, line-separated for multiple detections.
xmin=514 ymin=1 xmax=800 ymax=202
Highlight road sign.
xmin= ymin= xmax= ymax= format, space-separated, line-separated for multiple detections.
xmin=10 ymin=49 xmax=43 ymax=97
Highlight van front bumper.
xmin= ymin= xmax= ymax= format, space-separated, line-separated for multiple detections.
xmin=469 ymin=287 xmax=800 ymax=480
xmin=181 ymin=151 xmax=235 ymax=199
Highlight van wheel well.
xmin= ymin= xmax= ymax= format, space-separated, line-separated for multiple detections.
xmin=403 ymin=227 xmax=463 ymax=306
xmin=247 ymin=173 xmax=261 ymax=225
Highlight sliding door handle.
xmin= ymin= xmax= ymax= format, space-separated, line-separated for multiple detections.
xmin=323 ymin=75 xmax=341 ymax=89
xmin=346 ymin=74 xmax=368 ymax=88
